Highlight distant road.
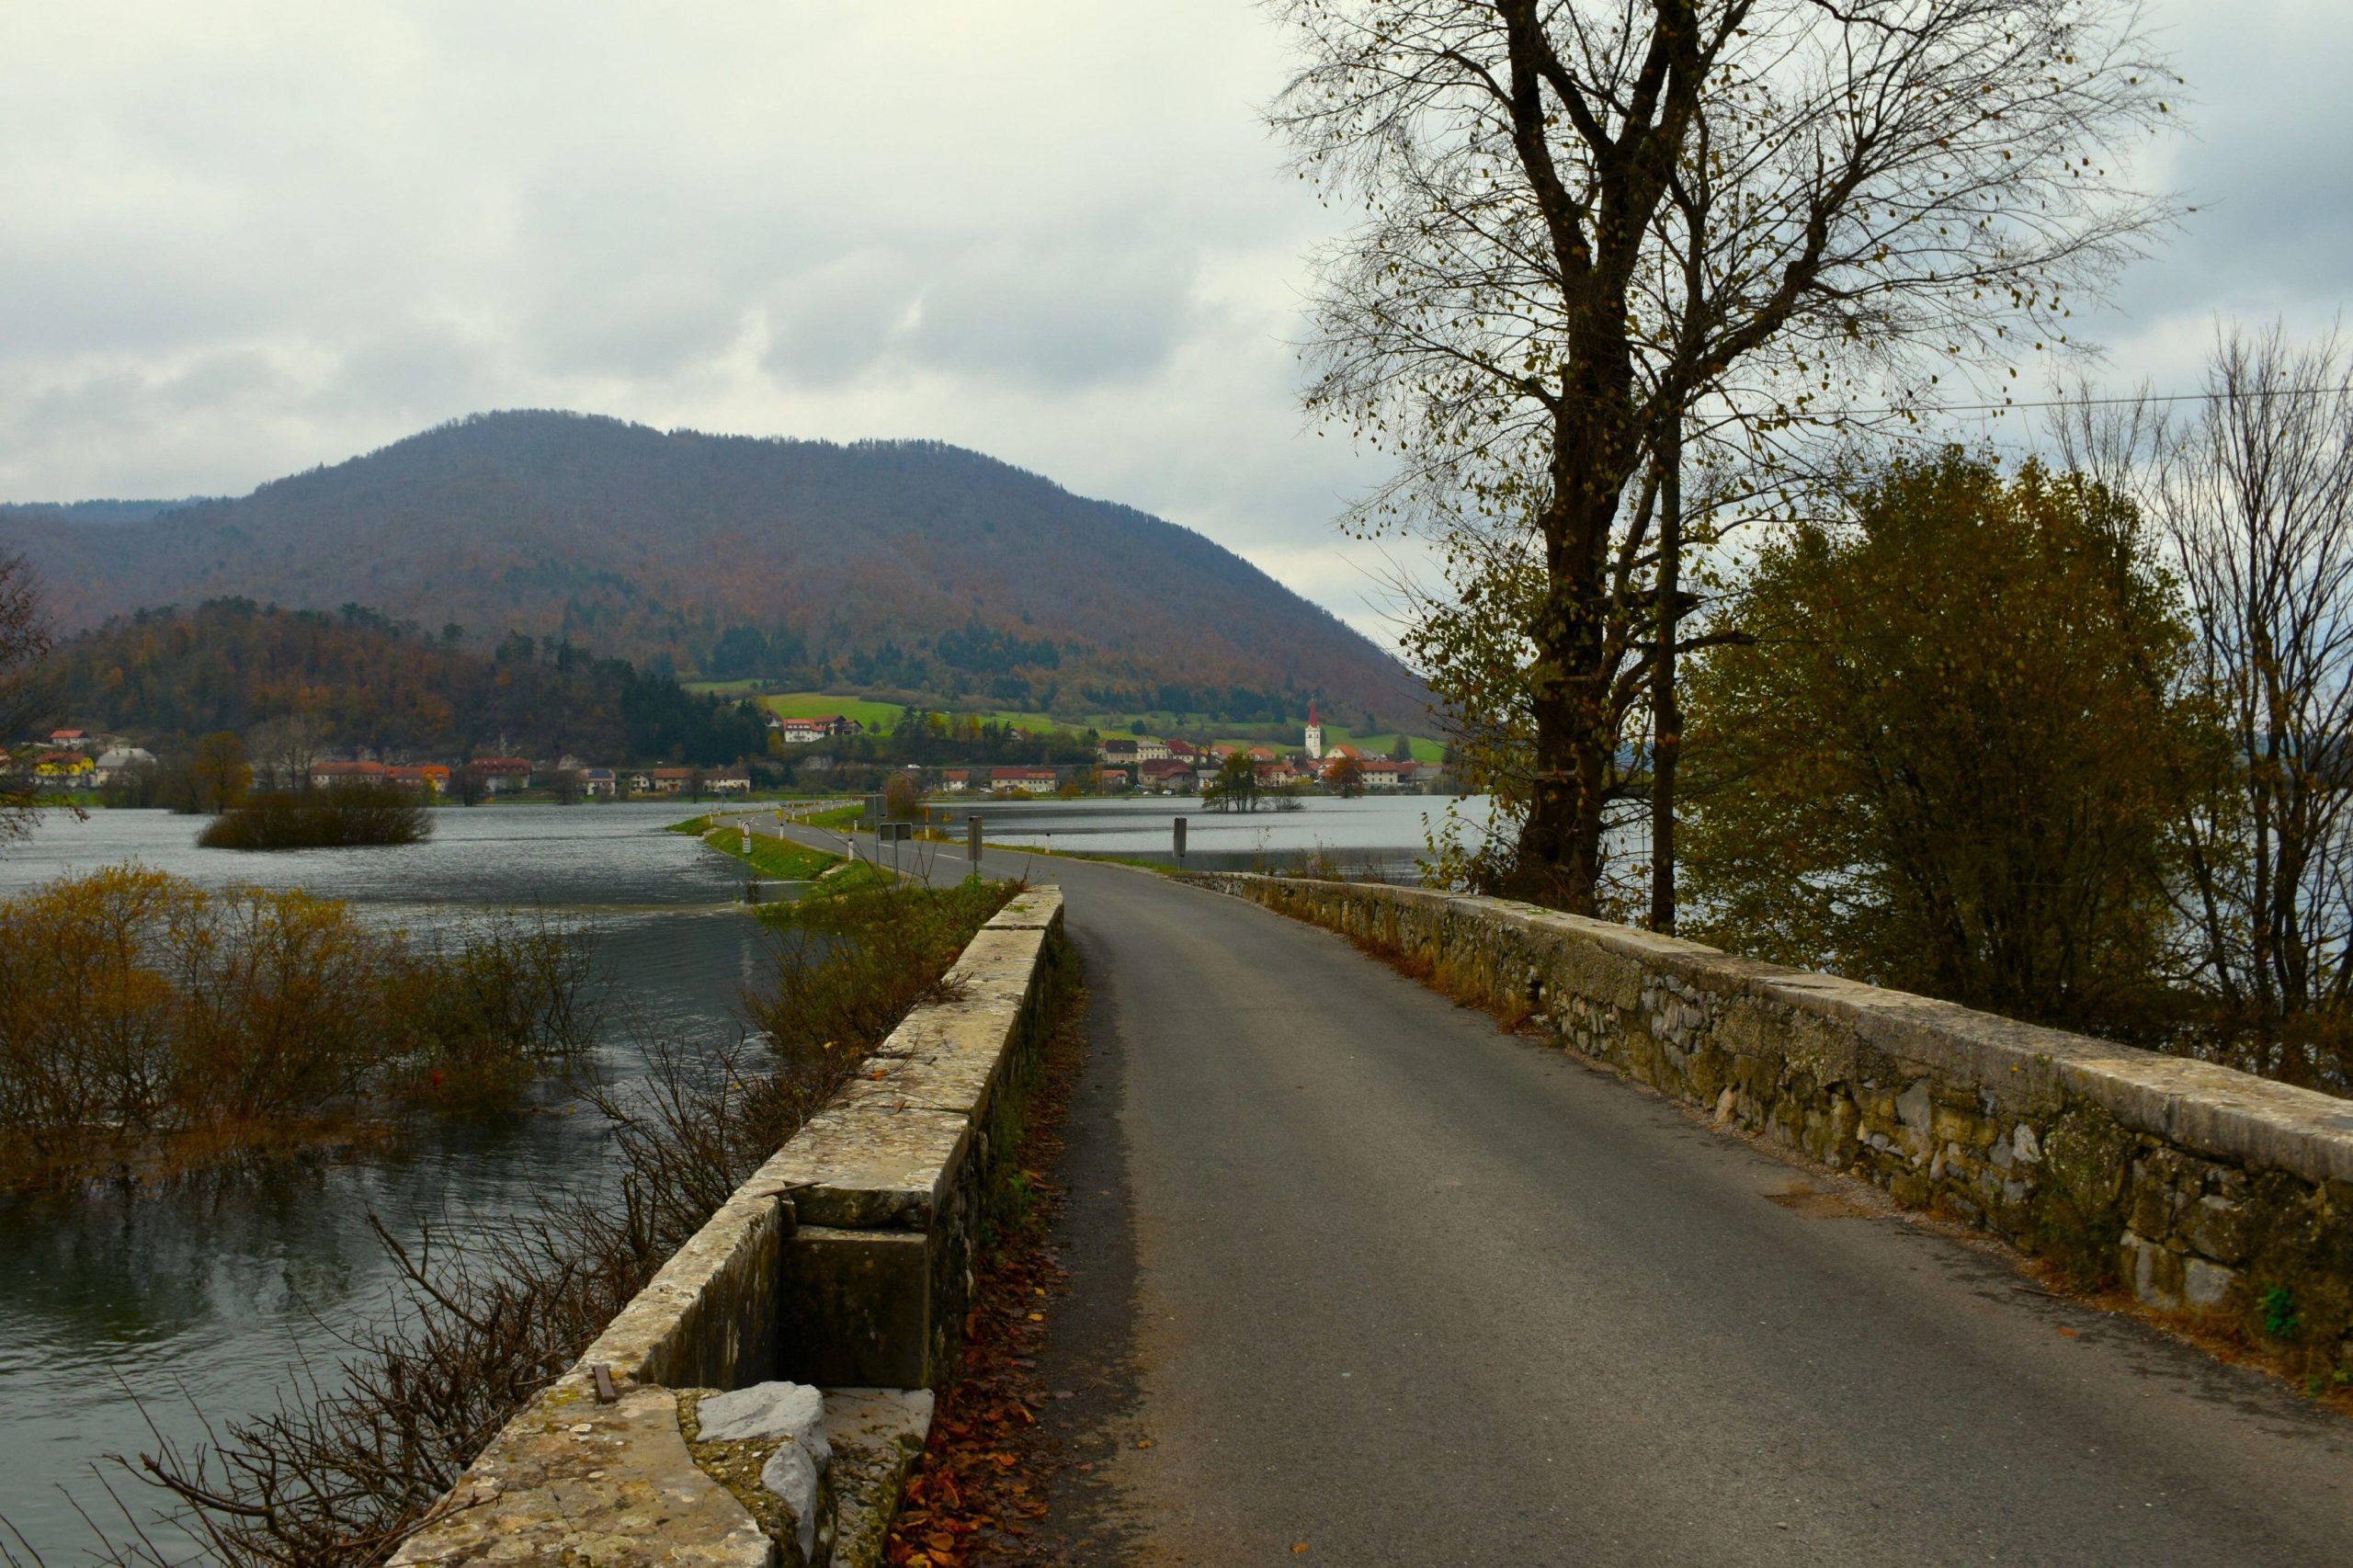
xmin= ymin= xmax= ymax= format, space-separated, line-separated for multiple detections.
xmin=785 ymin=824 xmax=2353 ymax=1566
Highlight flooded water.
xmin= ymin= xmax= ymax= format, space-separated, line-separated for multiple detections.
xmin=928 ymin=792 xmax=1498 ymax=881
xmin=0 ymin=795 xmax=1502 ymax=1555
xmin=0 ymin=803 xmax=769 ymax=1559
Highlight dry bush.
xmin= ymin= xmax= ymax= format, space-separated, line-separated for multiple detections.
xmin=41 ymin=877 xmax=1018 ymax=1567
xmin=881 ymin=772 xmax=923 ymax=820
xmin=0 ymin=868 xmax=595 ymax=1181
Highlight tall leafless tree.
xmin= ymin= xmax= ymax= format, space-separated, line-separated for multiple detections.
xmin=2154 ymin=325 xmax=2353 ymax=1085
xmin=1271 ymin=0 xmax=2178 ymax=912
xmin=246 ymin=713 xmax=333 ymax=793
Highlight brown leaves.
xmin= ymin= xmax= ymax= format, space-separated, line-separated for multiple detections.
xmin=886 ymin=982 xmax=1090 ymax=1566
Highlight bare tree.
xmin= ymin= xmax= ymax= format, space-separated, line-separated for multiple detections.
xmin=1271 ymin=0 xmax=2177 ymax=913
xmin=2153 ymin=325 xmax=2353 ymax=1085
xmin=246 ymin=713 xmax=333 ymax=793
xmin=192 ymin=733 xmax=251 ymax=815
xmin=0 ymin=551 xmax=55 ymax=846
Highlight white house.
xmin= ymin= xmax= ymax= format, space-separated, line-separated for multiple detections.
xmin=93 ymin=746 xmax=156 ymax=785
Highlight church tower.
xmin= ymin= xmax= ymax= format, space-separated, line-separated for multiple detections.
xmin=1303 ymin=700 xmax=1324 ymax=760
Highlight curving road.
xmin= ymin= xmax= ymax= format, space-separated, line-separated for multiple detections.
xmin=780 ymin=823 xmax=2353 ymax=1565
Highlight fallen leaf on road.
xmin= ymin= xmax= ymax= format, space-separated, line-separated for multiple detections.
xmin=1135 ymin=1438 xmax=1154 ymax=1449
xmin=2056 ymin=1328 xmax=2078 ymax=1338
xmin=1292 ymin=1543 xmax=1311 ymax=1554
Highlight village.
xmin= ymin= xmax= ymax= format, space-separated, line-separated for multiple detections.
xmin=6 ymin=702 xmax=1445 ymax=807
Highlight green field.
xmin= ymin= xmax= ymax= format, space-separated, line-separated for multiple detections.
xmin=1320 ymin=728 xmax=1446 ymax=764
xmin=710 ymin=689 xmax=1443 ymax=759
xmin=755 ymin=692 xmax=910 ymax=728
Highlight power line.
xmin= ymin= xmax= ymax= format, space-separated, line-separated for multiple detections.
xmin=1785 ymin=383 xmax=2353 ymax=420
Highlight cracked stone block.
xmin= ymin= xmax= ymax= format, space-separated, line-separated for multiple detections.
xmin=761 ymin=1444 xmax=825 ymax=1564
xmin=699 ymin=1382 xmax=830 ymax=1452
xmin=817 ymin=1389 xmax=932 ymax=1568
xmin=1895 ymin=1079 xmax=1934 ymax=1132
xmin=2179 ymin=1193 xmax=2253 ymax=1267
xmin=683 ymin=1385 xmax=833 ymax=1568
xmin=2120 ymin=1230 xmax=2186 ymax=1309
xmin=389 ymin=1381 xmax=774 ymax=1567
xmin=694 ymin=1383 xmax=833 ymax=1565
xmin=2184 ymin=1256 xmax=2237 ymax=1311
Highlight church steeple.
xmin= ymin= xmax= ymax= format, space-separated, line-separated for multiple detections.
xmin=1303 ymin=700 xmax=1324 ymax=760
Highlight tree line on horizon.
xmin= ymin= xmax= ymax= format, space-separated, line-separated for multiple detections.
xmin=39 ymin=598 xmax=769 ymax=767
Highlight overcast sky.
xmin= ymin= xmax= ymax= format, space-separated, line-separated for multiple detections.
xmin=1 ymin=2 xmax=2345 ymax=643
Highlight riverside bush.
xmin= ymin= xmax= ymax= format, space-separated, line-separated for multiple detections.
xmin=199 ymin=782 xmax=432 ymax=849
xmin=105 ymin=874 xmax=1020 ymax=1567
xmin=0 ymin=865 xmax=593 ymax=1182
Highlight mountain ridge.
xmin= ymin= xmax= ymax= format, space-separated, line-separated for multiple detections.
xmin=0 ymin=411 xmax=1427 ymax=730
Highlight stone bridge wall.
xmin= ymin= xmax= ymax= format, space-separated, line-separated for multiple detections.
xmin=1183 ymin=873 xmax=2353 ymax=1370
xmin=392 ymin=887 xmax=1071 ymax=1566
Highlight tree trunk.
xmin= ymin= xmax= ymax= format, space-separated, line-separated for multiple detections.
xmin=1650 ymin=417 xmax=1684 ymax=933
xmin=1512 ymin=447 xmax=1626 ymax=915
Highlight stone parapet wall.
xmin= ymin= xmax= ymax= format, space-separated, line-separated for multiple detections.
xmin=392 ymin=887 xmax=1070 ymax=1566
xmin=1183 ymin=873 xmax=2353 ymax=1369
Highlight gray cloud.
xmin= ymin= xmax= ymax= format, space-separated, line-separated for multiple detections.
xmin=0 ymin=1 xmax=2341 ymax=640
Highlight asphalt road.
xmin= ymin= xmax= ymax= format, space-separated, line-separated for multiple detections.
xmin=786 ymin=824 xmax=2353 ymax=1565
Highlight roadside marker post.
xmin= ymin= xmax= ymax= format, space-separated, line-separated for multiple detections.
xmin=968 ymin=814 xmax=983 ymax=868
xmin=1173 ymin=815 xmax=1187 ymax=860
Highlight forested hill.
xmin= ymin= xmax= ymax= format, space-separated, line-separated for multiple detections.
xmin=1 ymin=411 xmax=1430 ymax=731
xmin=46 ymin=600 xmax=768 ymax=765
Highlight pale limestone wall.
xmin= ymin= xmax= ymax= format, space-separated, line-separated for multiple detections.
xmin=391 ymin=887 xmax=1068 ymax=1566
xmin=1186 ymin=874 xmax=2353 ymax=1369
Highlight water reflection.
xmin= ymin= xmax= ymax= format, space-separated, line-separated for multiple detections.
xmin=938 ymin=792 xmax=1495 ymax=878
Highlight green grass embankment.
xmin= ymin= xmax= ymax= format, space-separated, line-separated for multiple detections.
xmin=676 ymin=811 xmax=916 ymax=895
xmin=679 ymin=815 xmax=844 ymax=881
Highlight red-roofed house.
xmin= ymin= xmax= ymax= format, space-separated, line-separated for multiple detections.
xmin=311 ymin=760 xmax=389 ymax=788
xmin=471 ymin=757 xmax=534 ymax=793
xmin=777 ymin=714 xmax=863 ymax=744
xmin=1140 ymin=758 xmax=1198 ymax=794
xmin=388 ymin=765 xmax=450 ymax=795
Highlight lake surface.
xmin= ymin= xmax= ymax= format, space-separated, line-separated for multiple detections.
xmin=926 ymin=792 xmax=1498 ymax=880
xmin=0 ymin=803 xmax=768 ymax=1559
xmin=0 ymin=795 xmax=1482 ymax=1558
